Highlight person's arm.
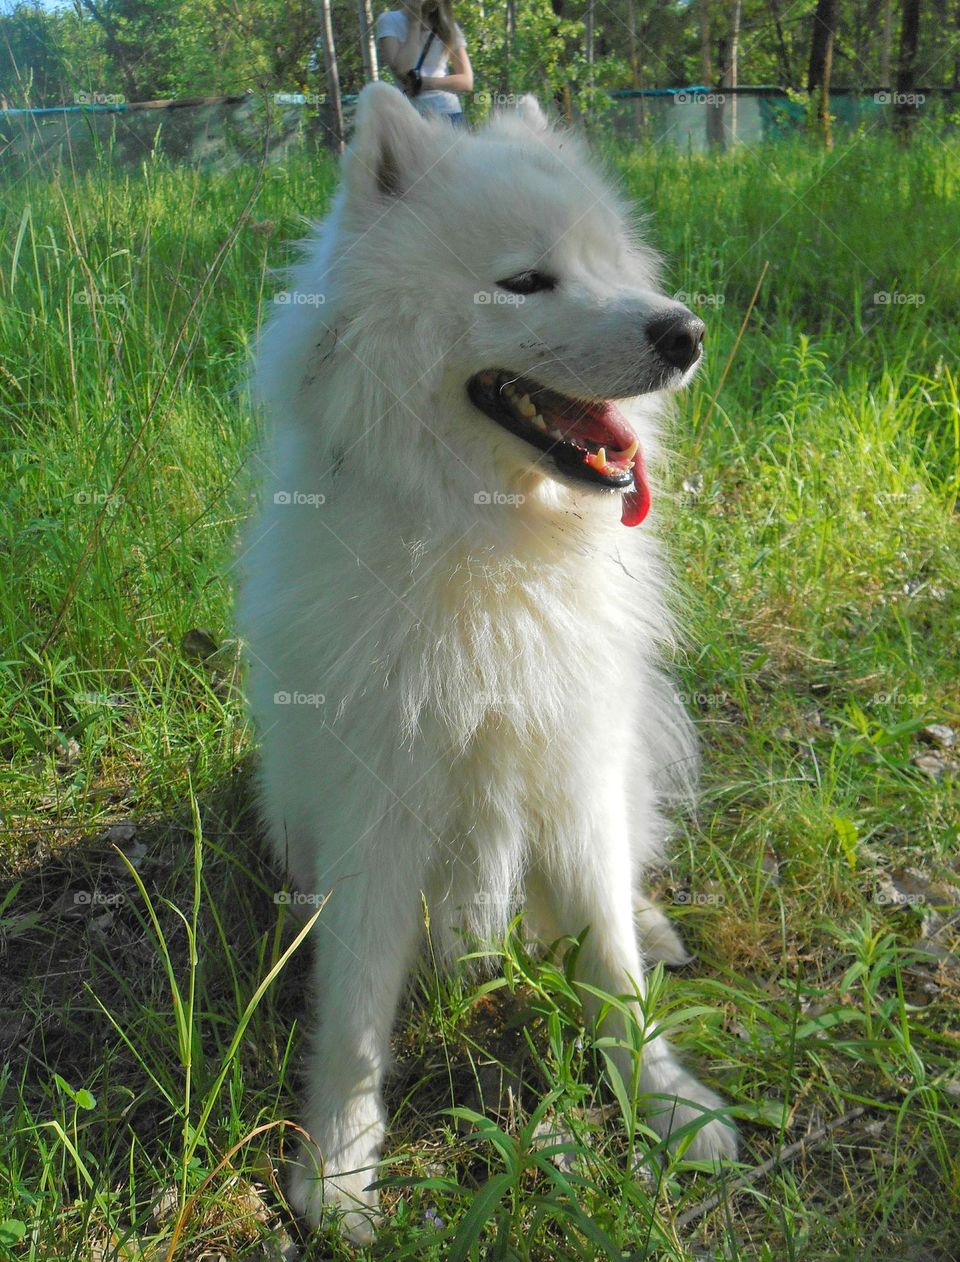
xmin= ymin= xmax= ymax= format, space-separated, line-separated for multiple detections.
xmin=377 ymin=35 xmax=405 ymax=79
xmin=422 ymin=45 xmax=473 ymax=95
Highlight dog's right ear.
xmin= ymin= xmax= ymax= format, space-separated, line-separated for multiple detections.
xmin=515 ymin=96 xmax=549 ymax=132
xmin=343 ymin=83 xmax=433 ymax=202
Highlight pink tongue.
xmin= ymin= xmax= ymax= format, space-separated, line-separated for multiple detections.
xmin=620 ymin=447 xmax=651 ymax=527
xmin=555 ymin=398 xmax=651 ymax=527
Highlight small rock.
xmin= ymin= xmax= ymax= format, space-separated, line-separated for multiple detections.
xmin=912 ymin=751 xmax=958 ymax=781
xmin=103 ymin=821 xmax=137 ymax=846
xmin=761 ymin=846 xmax=781 ymax=884
xmin=151 ymin=1185 xmax=179 ymax=1226
xmin=921 ymin=724 xmax=956 ymax=750
xmin=531 ymin=1112 xmax=579 ymax=1173
xmin=56 ymin=735 xmax=81 ymax=770
xmin=802 ymin=709 xmax=836 ymax=737
xmin=181 ymin=628 xmax=219 ymax=660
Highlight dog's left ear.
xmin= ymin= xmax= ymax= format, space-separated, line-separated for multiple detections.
xmin=344 ymin=83 xmax=434 ymax=203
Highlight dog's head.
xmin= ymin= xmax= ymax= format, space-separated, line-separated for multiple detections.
xmin=263 ymin=84 xmax=704 ymax=536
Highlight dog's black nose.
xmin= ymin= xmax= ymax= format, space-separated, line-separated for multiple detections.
xmin=646 ymin=313 xmax=705 ymax=371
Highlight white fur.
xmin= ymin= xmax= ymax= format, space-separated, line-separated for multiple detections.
xmin=238 ymin=84 xmax=737 ymax=1243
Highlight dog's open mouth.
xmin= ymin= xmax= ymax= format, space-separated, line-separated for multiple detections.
xmin=467 ymin=369 xmax=651 ymax=526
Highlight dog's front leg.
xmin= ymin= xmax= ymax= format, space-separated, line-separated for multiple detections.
xmin=288 ymin=845 xmax=425 ymax=1244
xmin=530 ymin=803 xmax=737 ymax=1163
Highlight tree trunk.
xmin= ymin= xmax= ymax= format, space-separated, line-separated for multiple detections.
xmin=721 ymin=0 xmax=742 ymax=140
xmin=550 ymin=0 xmax=572 ymax=123
xmin=894 ymin=0 xmax=922 ymax=137
xmin=317 ymin=0 xmax=344 ymax=152
xmin=766 ymin=0 xmax=793 ymax=84
xmin=703 ymin=0 xmax=724 ymax=149
xmin=560 ymin=81 xmax=573 ymax=124
xmin=880 ymin=0 xmax=894 ymax=86
xmin=358 ymin=0 xmax=378 ymax=81
xmin=698 ymin=0 xmax=714 ymax=83
xmin=584 ymin=0 xmax=595 ymax=111
xmin=502 ymin=0 xmax=516 ymax=95
xmin=78 ymin=0 xmax=138 ymax=102
xmin=626 ymin=0 xmax=641 ymax=87
xmin=808 ymin=0 xmax=837 ymax=147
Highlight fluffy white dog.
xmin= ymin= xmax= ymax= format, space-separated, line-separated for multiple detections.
xmin=239 ymin=82 xmax=737 ymax=1242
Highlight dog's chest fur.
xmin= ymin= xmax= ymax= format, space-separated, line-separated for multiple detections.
xmin=393 ymin=537 xmax=641 ymax=740
xmin=378 ymin=539 xmax=646 ymax=944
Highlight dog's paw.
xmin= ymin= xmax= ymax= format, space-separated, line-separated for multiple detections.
xmin=673 ymin=1101 xmax=739 ymax=1162
xmin=646 ymin=1070 xmax=738 ymax=1163
xmin=287 ymin=1148 xmax=379 ymax=1244
xmin=633 ymin=897 xmax=694 ymax=968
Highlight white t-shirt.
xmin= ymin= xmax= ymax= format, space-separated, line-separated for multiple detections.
xmin=375 ymin=10 xmax=466 ymax=116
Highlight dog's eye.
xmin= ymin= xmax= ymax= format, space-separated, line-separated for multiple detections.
xmin=497 ymin=270 xmax=557 ymax=295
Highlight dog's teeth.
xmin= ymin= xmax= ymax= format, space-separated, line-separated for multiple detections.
xmin=550 ymin=428 xmax=564 ymax=441
xmin=611 ymin=438 xmax=640 ymax=463
xmin=586 ymin=447 xmax=610 ymax=474
xmin=532 ymin=414 xmax=547 ymax=431
xmin=518 ymin=394 xmax=536 ymax=418
xmin=503 ymin=382 xmax=517 ymax=398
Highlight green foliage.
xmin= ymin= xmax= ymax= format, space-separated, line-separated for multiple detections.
xmin=4 ymin=0 xmax=960 ymax=110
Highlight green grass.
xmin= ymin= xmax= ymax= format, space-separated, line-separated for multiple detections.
xmin=1 ymin=129 xmax=959 ymax=1260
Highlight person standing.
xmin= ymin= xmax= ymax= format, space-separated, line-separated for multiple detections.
xmin=375 ymin=0 xmax=474 ymax=125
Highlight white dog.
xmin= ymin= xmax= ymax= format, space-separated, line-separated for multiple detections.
xmin=239 ymin=83 xmax=737 ymax=1242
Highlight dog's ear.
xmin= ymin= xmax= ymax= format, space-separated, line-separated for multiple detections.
xmin=514 ymin=95 xmax=549 ymax=132
xmin=344 ymin=83 xmax=434 ymax=202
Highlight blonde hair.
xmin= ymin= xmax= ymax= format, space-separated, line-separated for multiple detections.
xmin=420 ymin=0 xmax=455 ymax=50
